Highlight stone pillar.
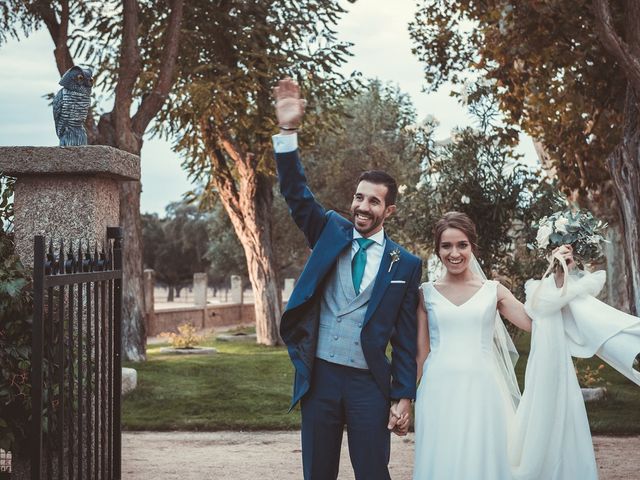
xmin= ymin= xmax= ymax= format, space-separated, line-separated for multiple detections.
xmin=144 ymin=269 xmax=156 ymax=332
xmin=193 ymin=272 xmax=208 ymax=307
xmin=283 ymin=277 xmax=295 ymax=302
xmin=0 ymin=146 xmax=140 ymax=267
xmin=1 ymin=146 xmax=139 ymax=480
xmin=230 ymin=275 xmax=243 ymax=304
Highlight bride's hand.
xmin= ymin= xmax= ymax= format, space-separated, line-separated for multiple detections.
xmin=552 ymin=244 xmax=575 ymax=288
xmin=553 ymin=244 xmax=575 ymax=270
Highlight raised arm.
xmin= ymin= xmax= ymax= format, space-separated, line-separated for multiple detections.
xmin=497 ymin=283 xmax=532 ymax=332
xmin=273 ymin=78 xmax=327 ymax=248
xmin=416 ymin=287 xmax=430 ymax=383
xmin=498 ymin=245 xmax=576 ymax=331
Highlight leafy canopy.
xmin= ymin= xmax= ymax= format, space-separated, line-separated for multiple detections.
xmin=409 ymin=0 xmax=625 ymax=195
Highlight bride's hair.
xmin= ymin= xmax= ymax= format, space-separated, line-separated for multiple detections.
xmin=433 ymin=211 xmax=478 ymax=253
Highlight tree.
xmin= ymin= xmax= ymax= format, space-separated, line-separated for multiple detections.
xmin=2 ymin=0 xmax=186 ymax=360
xmin=305 ymin=80 xmax=423 ymax=215
xmin=409 ymin=0 xmax=640 ymax=314
xmin=394 ymin=87 xmax=558 ymax=306
xmin=142 ymin=202 xmax=211 ymax=301
xmin=202 ymin=80 xmax=428 ymax=304
xmin=155 ymin=0 xmax=356 ymax=345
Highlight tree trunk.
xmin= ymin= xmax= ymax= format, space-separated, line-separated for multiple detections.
xmin=119 ymin=180 xmax=147 ymax=361
xmin=603 ymin=220 xmax=631 ymax=311
xmin=592 ymin=0 xmax=640 ymax=314
xmin=200 ymin=119 xmax=284 ymax=346
xmin=606 ymin=87 xmax=640 ymax=315
xmin=238 ymin=188 xmax=283 ymax=345
xmin=228 ymin=178 xmax=283 ymax=345
xmin=212 ymin=165 xmax=283 ymax=345
xmin=167 ymin=285 xmax=175 ymax=302
xmin=94 ymin=114 xmax=147 ymax=361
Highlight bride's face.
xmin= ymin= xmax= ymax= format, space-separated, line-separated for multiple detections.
xmin=438 ymin=227 xmax=472 ymax=275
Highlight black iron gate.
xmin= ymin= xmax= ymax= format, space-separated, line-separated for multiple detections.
xmin=31 ymin=227 xmax=123 ymax=480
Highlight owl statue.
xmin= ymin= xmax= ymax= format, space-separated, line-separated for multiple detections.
xmin=52 ymin=66 xmax=93 ymax=146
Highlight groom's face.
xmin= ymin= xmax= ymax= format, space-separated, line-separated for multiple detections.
xmin=350 ymin=181 xmax=396 ymax=237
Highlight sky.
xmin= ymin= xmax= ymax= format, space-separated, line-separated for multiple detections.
xmin=0 ymin=1 xmax=537 ymax=215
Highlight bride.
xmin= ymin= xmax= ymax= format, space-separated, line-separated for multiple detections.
xmin=411 ymin=211 xmax=585 ymax=480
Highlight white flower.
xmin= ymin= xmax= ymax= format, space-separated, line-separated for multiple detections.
xmin=461 ymin=195 xmax=470 ymax=204
xmin=536 ymin=224 xmax=553 ymax=249
xmin=588 ymin=235 xmax=604 ymax=244
xmin=398 ymin=184 xmax=407 ymax=195
xmin=555 ymin=216 xmax=569 ymax=234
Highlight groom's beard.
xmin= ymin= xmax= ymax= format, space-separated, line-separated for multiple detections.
xmin=351 ymin=209 xmax=383 ymax=236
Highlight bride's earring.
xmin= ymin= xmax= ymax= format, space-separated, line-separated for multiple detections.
xmin=633 ymin=353 xmax=640 ymax=373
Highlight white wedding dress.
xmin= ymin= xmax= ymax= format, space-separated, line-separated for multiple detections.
xmin=414 ymin=270 xmax=640 ymax=480
xmin=413 ymin=280 xmax=515 ymax=479
xmin=509 ymin=270 xmax=640 ymax=480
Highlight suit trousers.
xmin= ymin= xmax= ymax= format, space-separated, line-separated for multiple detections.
xmin=300 ymin=359 xmax=391 ymax=480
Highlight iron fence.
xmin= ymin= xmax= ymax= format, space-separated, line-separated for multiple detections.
xmin=31 ymin=227 xmax=123 ymax=480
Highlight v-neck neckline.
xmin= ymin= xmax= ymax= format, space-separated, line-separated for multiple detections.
xmin=431 ymin=280 xmax=488 ymax=308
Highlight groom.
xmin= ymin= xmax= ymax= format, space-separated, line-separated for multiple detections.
xmin=272 ymin=77 xmax=422 ymax=480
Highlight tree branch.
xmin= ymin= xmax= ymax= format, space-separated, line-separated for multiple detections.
xmin=113 ymin=0 xmax=141 ymax=128
xmin=198 ymin=116 xmax=243 ymax=227
xmin=132 ymin=0 xmax=184 ymax=136
xmin=33 ymin=2 xmax=74 ymax=74
xmin=593 ymin=0 xmax=640 ymax=93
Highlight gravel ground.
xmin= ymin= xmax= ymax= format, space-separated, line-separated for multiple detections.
xmin=122 ymin=431 xmax=640 ymax=479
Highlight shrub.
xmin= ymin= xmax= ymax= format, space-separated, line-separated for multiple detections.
xmin=0 ymin=231 xmax=33 ymax=452
xmin=159 ymin=323 xmax=204 ymax=349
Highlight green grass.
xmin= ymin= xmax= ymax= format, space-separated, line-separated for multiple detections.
xmin=122 ymin=338 xmax=300 ymax=431
xmin=123 ymin=333 xmax=640 ymax=433
xmin=514 ymin=332 xmax=640 ymax=435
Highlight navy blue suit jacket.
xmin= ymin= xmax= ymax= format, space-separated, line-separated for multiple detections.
xmin=276 ymin=149 xmax=422 ymax=410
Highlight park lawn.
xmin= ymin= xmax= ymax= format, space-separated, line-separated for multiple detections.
xmin=123 ymin=333 xmax=640 ymax=434
xmin=122 ymin=338 xmax=300 ymax=431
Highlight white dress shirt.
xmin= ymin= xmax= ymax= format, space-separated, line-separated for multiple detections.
xmin=272 ymin=132 xmax=298 ymax=153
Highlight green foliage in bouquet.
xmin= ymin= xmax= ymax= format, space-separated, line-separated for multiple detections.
xmin=0 ymin=231 xmax=33 ymax=452
xmin=532 ymin=205 xmax=608 ymax=266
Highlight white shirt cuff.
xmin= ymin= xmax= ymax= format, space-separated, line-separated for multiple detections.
xmin=272 ymin=133 xmax=298 ymax=153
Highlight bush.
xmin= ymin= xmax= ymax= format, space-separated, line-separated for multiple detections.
xmin=160 ymin=323 xmax=204 ymax=349
xmin=0 ymin=231 xmax=33 ymax=452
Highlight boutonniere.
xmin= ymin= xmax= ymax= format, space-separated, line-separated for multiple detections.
xmin=388 ymin=248 xmax=401 ymax=272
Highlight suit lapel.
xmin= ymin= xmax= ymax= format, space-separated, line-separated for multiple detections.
xmin=363 ymin=236 xmax=399 ymax=326
xmin=285 ymin=220 xmax=352 ymax=311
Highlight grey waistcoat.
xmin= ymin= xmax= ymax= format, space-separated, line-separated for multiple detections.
xmin=315 ymin=246 xmax=375 ymax=369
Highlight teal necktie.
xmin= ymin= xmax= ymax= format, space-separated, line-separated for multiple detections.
xmin=352 ymin=238 xmax=376 ymax=294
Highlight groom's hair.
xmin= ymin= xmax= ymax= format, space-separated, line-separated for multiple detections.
xmin=356 ymin=170 xmax=398 ymax=206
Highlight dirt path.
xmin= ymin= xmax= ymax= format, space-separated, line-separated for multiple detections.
xmin=122 ymin=431 xmax=640 ymax=479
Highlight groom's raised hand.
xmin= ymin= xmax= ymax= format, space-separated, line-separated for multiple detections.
xmin=273 ymin=77 xmax=306 ymax=133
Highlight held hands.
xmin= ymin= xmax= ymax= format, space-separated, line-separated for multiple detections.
xmin=387 ymin=399 xmax=411 ymax=436
xmin=273 ymin=77 xmax=306 ymax=132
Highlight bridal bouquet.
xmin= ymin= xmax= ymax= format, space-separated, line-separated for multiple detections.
xmin=532 ymin=207 xmax=608 ymax=266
